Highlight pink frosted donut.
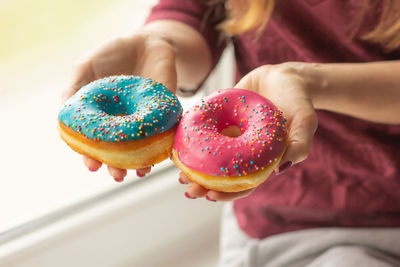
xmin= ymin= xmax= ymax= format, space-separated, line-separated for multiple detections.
xmin=171 ymin=88 xmax=287 ymax=192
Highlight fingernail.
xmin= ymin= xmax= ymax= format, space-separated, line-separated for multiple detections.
xmin=114 ymin=177 xmax=124 ymax=182
xmin=206 ymin=195 xmax=216 ymax=202
xmin=185 ymin=192 xmax=196 ymax=199
xmin=179 ymin=178 xmax=188 ymax=184
xmin=136 ymin=171 xmax=145 ymax=177
xmin=276 ymin=161 xmax=292 ymax=175
xmin=89 ymin=168 xmax=97 ymax=172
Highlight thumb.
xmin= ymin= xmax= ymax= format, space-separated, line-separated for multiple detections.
xmin=138 ymin=37 xmax=178 ymax=94
xmin=151 ymin=60 xmax=177 ymax=94
xmin=234 ymin=72 xmax=256 ymax=91
xmin=276 ymin=107 xmax=317 ymax=174
xmin=61 ymin=60 xmax=95 ymax=103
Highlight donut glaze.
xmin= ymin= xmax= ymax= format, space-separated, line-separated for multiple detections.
xmin=59 ymin=75 xmax=182 ymax=142
xmin=58 ymin=75 xmax=182 ymax=171
xmin=173 ymin=88 xmax=286 ymax=178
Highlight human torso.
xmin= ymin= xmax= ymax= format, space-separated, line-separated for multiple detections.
xmin=232 ymin=0 xmax=400 ymax=239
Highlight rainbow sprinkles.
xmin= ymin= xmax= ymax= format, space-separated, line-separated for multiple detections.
xmin=59 ymin=75 xmax=182 ymax=142
xmin=173 ymin=89 xmax=287 ymax=178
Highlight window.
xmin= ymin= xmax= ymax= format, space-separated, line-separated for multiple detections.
xmin=0 ymin=0 xmax=233 ymax=265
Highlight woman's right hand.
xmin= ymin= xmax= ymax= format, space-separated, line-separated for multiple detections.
xmin=61 ymin=32 xmax=178 ymax=181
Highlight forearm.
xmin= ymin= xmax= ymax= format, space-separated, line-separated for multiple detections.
xmin=143 ymin=20 xmax=212 ymax=90
xmin=300 ymin=61 xmax=400 ymax=124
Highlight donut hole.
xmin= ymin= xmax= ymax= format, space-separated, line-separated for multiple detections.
xmin=100 ymin=101 xmax=129 ymax=117
xmin=220 ymin=125 xmax=242 ymax=137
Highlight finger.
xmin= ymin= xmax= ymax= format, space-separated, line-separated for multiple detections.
xmin=107 ymin=166 xmax=127 ymax=182
xmin=139 ymin=38 xmax=177 ymax=93
xmin=276 ymin=107 xmax=318 ymax=174
xmin=83 ymin=156 xmax=102 ymax=172
xmin=151 ymin=56 xmax=177 ymax=94
xmin=234 ymin=67 xmax=265 ymax=93
xmin=178 ymin=172 xmax=192 ymax=184
xmin=234 ymin=72 xmax=253 ymax=90
xmin=136 ymin=169 xmax=145 ymax=177
xmin=186 ymin=183 xmax=208 ymax=199
xmin=207 ymin=188 xmax=255 ymax=202
xmin=136 ymin=167 xmax=151 ymax=178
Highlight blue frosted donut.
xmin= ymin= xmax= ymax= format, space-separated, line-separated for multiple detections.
xmin=58 ymin=75 xmax=182 ymax=171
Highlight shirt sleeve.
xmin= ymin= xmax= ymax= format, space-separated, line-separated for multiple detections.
xmin=145 ymin=0 xmax=227 ymax=72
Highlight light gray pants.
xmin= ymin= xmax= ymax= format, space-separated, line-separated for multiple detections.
xmin=219 ymin=204 xmax=400 ymax=267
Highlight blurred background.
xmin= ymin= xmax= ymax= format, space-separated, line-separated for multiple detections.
xmin=0 ymin=0 xmax=233 ymax=266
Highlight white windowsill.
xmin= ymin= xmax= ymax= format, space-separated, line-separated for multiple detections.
xmin=0 ymin=0 xmax=235 ymax=265
xmin=0 ymin=167 xmax=223 ymax=267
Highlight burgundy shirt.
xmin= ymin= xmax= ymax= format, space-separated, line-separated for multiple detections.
xmin=146 ymin=0 xmax=400 ymax=239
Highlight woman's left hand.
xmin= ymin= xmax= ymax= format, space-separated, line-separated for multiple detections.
xmin=181 ymin=62 xmax=319 ymax=202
